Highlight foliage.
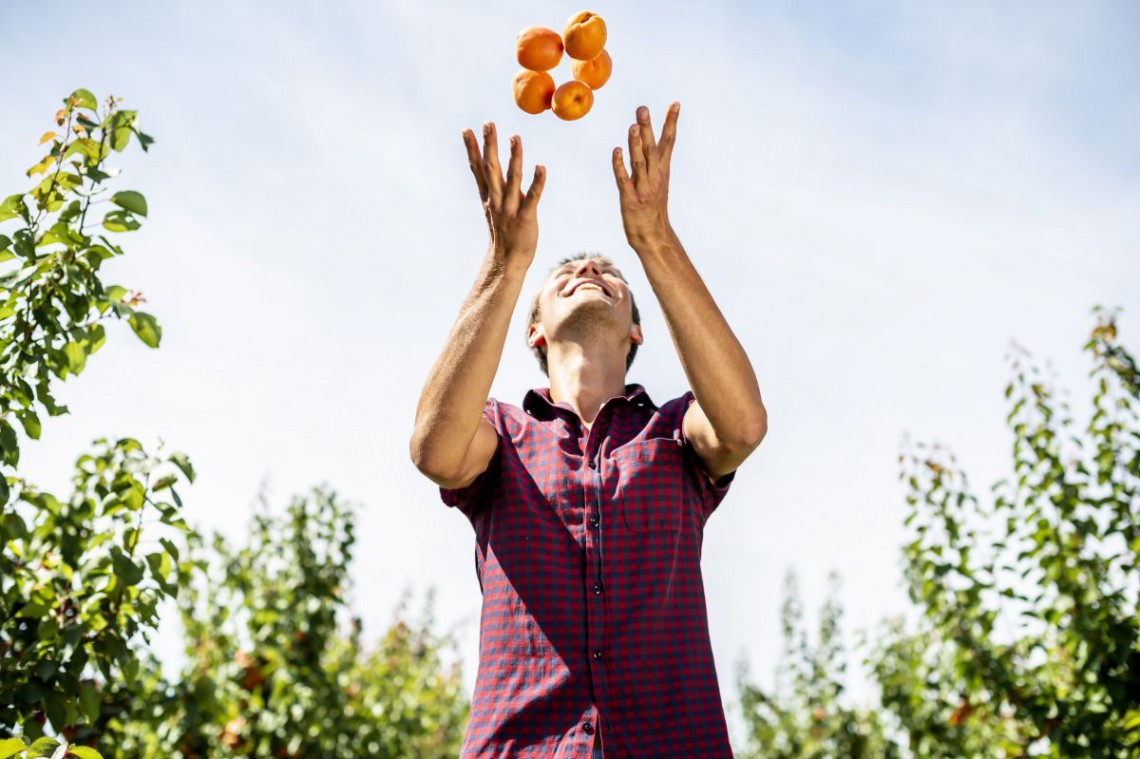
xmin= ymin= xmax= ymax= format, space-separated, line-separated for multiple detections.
xmin=871 ymin=305 xmax=1140 ymax=757
xmin=92 ymin=485 xmax=470 ymax=758
xmin=735 ymin=569 xmax=902 ymax=758
xmin=736 ymin=306 xmax=1139 ymax=757
xmin=0 ymin=88 xmax=158 ymax=485
xmin=1 ymin=90 xmax=193 ymax=759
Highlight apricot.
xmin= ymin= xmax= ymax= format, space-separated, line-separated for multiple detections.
xmin=551 ymin=80 xmax=594 ymax=120
xmin=563 ymin=11 xmax=607 ymax=61
xmin=571 ymin=49 xmax=612 ymax=90
xmin=513 ymin=69 xmax=556 ymax=115
xmin=516 ymin=27 xmax=563 ymax=71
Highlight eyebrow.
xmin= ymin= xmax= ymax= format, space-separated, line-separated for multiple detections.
xmin=555 ymin=261 xmax=620 ymax=275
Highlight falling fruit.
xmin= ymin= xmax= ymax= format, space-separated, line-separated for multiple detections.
xmin=551 ymin=80 xmax=594 ymax=120
xmin=516 ymin=27 xmax=564 ymax=72
xmin=571 ymin=49 xmax=612 ymax=90
xmin=513 ymin=69 xmax=557 ymax=114
xmin=510 ymin=11 xmax=609 ymax=118
xmin=563 ymin=11 xmax=607 ymax=61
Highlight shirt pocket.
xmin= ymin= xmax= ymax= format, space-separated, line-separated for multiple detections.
xmin=613 ymin=438 xmax=685 ymax=533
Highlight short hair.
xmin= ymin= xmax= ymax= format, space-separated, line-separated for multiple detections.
xmin=526 ymin=252 xmax=641 ymax=377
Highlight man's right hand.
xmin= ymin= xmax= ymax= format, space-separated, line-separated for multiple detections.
xmin=463 ymin=122 xmax=545 ymax=270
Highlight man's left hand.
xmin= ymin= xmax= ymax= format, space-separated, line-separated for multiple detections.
xmin=612 ymin=101 xmax=680 ymax=253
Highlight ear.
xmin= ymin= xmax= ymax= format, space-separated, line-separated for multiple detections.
xmin=527 ymin=322 xmax=547 ymax=350
xmin=629 ymin=323 xmax=643 ymax=346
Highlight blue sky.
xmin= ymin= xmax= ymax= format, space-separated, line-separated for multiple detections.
xmin=2 ymin=0 xmax=1138 ymax=747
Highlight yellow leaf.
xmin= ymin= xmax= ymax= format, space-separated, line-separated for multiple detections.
xmin=39 ymin=131 xmax=57 ymax=145
xmin=25 ymin=157 xmax=54 ymax=177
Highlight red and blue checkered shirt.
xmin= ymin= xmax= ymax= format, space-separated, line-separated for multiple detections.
xmin=440 ymin=383 xmax=736 ymax=758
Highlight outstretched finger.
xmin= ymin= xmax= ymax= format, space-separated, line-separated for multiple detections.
xmin=482 ymin=122 xmax=505 ymax=209
xmin=611 ymin=147 xmax=632 ymax=196
xmin=503 ymin=134 xmax=524 ymax=215
xmin=520 ymin=164 xmax=546 ymax=215
xmin=463 ymin=129 xmax=489 ymax=203
xmin=628 ymin=124 xmax=647 ymax=191
xmin=636 ymin=105 xmax=658 ymax=176
xmin=659 ymin=101 xmax=680 ymax=169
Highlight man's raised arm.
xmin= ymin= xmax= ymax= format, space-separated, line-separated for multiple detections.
xmin=612 ymin=102 xmax=767 ymax=479
xmin=409 ymin=122 xmax=545 ymax=487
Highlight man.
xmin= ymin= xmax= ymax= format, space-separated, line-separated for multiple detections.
xmin=410 ymin=102 xmax=766 ymax=759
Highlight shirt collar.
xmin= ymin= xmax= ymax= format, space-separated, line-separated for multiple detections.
xmin=523 ymin=382 xmax=657 ymax=417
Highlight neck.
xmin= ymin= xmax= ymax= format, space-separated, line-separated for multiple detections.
xmin=546 ymin=343 xmax=628 ymax=427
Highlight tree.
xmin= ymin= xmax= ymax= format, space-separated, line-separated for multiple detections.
xmin=735 ymin=569 xmax=902 ymax=758
xmin=1 ymin=90 xmax=193 ymax=759
xmin=736 ymin=306 xmax=1140 ymax=757
xmin=873 ymin=305 xmax=1140 ymax=756
xmin=3 ymin=88 xmax=473 ymax=759
xmin=96 ymin=484 xmax=470 ymax=758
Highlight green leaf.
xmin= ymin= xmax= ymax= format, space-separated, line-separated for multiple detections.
xmin=101 ymin=210 xmax=140 ymax=233
xmin=110 ymin=547 xmax=144 ymax=587
xmin=112 ymin=127 xmax=132 ymax=152
xmin=170 ymin=451 xmax=195 ymax=483
xmin=0 ymin=420 xmax=19 ymax=466
xmin=64 ymin=342 xmax=87 ymax=374
xmin=69 ymin=88 xmax=98 ymax=110
xmin=58 ymin=200 xmax=82 ymax=223
xmin=26 ymin=736 xmax=59 ymax=758
xmin=42 ymin=690 xmax=68 ymax=732
xmin=66 ymin=743 xmax=102 ymax=756
xmin=128 ymin=311 xmax=161 ymax=348
xmin=146 ymin=551 xmax=175 ymax=593
xmin=78 ymin=681 xmax=101 ymax=723
xmin=16 ymin=602 xmax=49 ymax=618
xmin=159 ymin=536 xmax=180 ymax=562
xmin=67 ymin=749 xmax=102 ymax=759
xmin=0 ymin=194 xmax=26 ymax=222
xmin=110 ymin=190 xmax=147 ymax=217
xmin=19 ymin=410 xmax=42 ymax=440
xmin=0 ymin=737 xmax=27 ymax=759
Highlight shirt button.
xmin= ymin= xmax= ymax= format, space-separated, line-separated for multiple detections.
xmin=592 ymin=582 xmax=602 ymax=595
xmin=589 ymin=515 xmax=599 ymax=527
xmin=582 ymin=722 xmax=594 ymax=735
xmin=587 ymin=458 xmax=597 ymax=469
xmin=593 ymin=649 xmax=603 ymax=660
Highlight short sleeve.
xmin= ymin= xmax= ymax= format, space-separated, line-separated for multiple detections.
xmin=677 ymin=390 xmax=736 ymax=521
xmin=438 ymin=398 xmax=503 ymax=520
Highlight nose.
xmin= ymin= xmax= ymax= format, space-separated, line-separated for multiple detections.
xmin=573 ymin=258 xmax=603 ymax=277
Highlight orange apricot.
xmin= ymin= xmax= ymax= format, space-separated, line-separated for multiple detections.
xmin=513 ymin=69 xmax=556 ymax=115
xmin=563 ymin=11 xmax=607 ymax=61
xmin=570 ymin=49 xmax=612 ymax=90
xmin=551 ymin=80 xmax=594 ymax=120
xmin=516 ymin=27 xmax=563 ymax=71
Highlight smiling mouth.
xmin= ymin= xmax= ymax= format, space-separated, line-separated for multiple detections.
xmin=570 ymin=282 xmax=609 ymax=296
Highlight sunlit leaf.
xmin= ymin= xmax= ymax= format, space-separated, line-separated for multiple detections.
xmin=69 ymin=88 xmax=97 ymax=110
xmin=110 ymin=190 xmax=147 ymax=217
xmin=127 ymin=311 xmax=161 ymax=347
xmin=0 ymin=194 xmax=26 ymax=222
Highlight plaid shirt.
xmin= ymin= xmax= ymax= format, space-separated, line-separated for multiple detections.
xmin=440 ymin=383 xmax=736 ymax=758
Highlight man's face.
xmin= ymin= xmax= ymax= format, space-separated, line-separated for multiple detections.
xmin=527 ymin=257 xmax=642 ymax=356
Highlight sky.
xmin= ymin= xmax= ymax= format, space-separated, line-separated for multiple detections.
xmin=2 ymin=0 xmax=1138 ymax=749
